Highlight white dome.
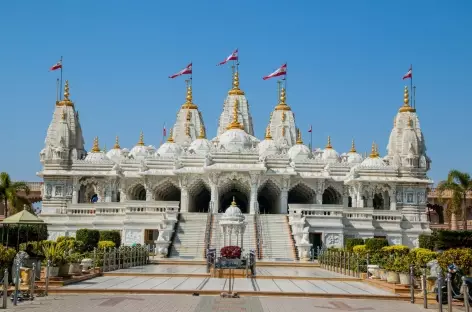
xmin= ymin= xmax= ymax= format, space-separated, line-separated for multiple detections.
xmin=223 ymin=197 xmax=245 ymax=221
xmin=361 ymin=156 xmax=387 ymax=167
xmin=189 ymin=138 xmax=212 ymax=155
xmin=288 ymin=144 xmax=311 ymax=161
xmin=322 ymin=148 xmax=339 ymax=163
xmin=258 ymin=138 xmax=278 ymax=157
xmin=218 ymin=128 xmax=253 ymax=152
xmin=157 ymin=141 xmax=182 ymax=157
xmin=106 ymin=148 xmax=123 ymax=163
xmin=347 ymin=151 xmax=363 ymax=164
xmin=129 ymin=145 xmax=148 ymax=160
xmin=85 ymin=151 xmax=109 ymax=162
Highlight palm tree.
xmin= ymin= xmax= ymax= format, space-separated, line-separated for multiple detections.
xmin=0 ymin=172 xmax=30 ymax=218
xmin=437 ymin=170 xmax=472 ymax=230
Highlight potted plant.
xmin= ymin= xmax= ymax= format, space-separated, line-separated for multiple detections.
xmin=42 ymin=243 xmax=63 ymax=277
xmin=220 ymin=246 xmax=242 ymax=259
xmin=67 ymin=253 xmax=83 ymax=275
xmin=395 ymin=256 xmax=411 ymax=285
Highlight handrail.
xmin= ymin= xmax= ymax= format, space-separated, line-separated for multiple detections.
xmin=254 ymin=202 xmax=263 ymax=259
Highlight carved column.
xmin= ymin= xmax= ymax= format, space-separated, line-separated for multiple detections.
xmin=280 ymin=177 xmax=290 ymax=214
xmin=342 ymin=185 xmax=349 ymax=208
xmin=315 ymin=180 xmax=325 ymax=204
xmin=119 ymin=180 xmax=127 ymax=202
xmin=208 ymin=173 xmax=219 ymax=213
xmin=179 ymin=175 xmax=190 ymax=213
xmin=72 ymin=177 xmax=79 ymax=204
xmin=389 ymin=188 xmax=397 ymax=211
xmin=249 ymin=173 xmax=260 ymax=215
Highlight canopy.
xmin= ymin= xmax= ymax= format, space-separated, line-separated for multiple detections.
xmin=1 ymin=210 xmax=44 ymax=225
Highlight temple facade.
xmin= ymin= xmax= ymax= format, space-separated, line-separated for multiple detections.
xmin=38 ymin=71 xmax=432 ymax=260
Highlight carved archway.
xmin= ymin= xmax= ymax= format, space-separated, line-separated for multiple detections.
xmin=288 ymin=181 xmax=315 ymax=204
xmin=129 ymin=184 xmax=146 ymax=201
xmin=257 ymin=179 xmax=281 ymax=214
xmin=322 ymin=186 xmax=342 ymax=204
xmin=78 ymin=177 xmax=99 ymax=203
xmin=188 ymin=179 xmax=211 ymax=212
xmin=153 ymin=179 xmax=181 ymax=201
xmin=218 ymin=178 xmax=250 ymax=214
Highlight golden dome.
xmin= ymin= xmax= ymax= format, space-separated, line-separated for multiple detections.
xmin=91 ymin=137 xmax=101 ymax=153
xmin=181 ymin=85 xmax=198 ymax=109
xmin=350 ymin=139 xmax=356 ymax=153
xmin=56 ymin=80 xmax=74 ymax=107
xmin=296 ymin=128 xmax=303 ymax=144
xmin=226 ymin=99 xmax=243 ymax=130
xmin=399 ymin=86 xmax=416 ymax=113
xmin=325 ymin=136 xmax=333 ymax=149
xmin=274 ymin=88 xmax=291 ymax=111
xmin=137 ymin=131 xmax=145 ymax=146
xmin=228 ymin=71 xmax=245 ymax=95
xmin=265 ymin=125 xmax=272 ymax=140
xmin=113 ymin=136 xmax=120 ymax=149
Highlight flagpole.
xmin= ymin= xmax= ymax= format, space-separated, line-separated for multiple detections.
xmin=410 ymin=64 xmax=413 ymax=107
xmin=310 ymin=125 xmax=313 ymax=151
xmin=56 ymin=78 xmax=60 ymax=103
xmin=60 ymin=56 xmax=63 ymax=100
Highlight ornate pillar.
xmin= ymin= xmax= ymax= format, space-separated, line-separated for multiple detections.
xmin=315 ymin=180 xmax=325 ymax=204
xmin=367 ymin=195 xmax=373 ymax=208
xmin=342 ymin=185 xmax=349 ymax=208
xmin=389 ymin=188 xmax=397 ymax=211
xmin=280 ymin=176 xmax=290 ymax=214
xmin=179 ymin=175 xmax=190 ymax=213
xmin=249 ymin=173 xmax=260 ymax=214
xmin=119 ymin=180 xmax=127 ymax=202
xmin=208 ymin=173 xmax=220 ymax=213
xmin=72 ymin=177 xmax=79 ymax=204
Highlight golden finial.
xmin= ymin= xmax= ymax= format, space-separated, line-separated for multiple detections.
xmin=265 ymin=125 xmax=272 ymax=140
xmin=167 ymin=128 xmax=174 ymax=143
xmin=408 ymin=115 xmax=413 ymax=127
xmin=399 ymin=86 xmax=416 ymax=113
xmin=326 ymin=136 xmax=332 ymax=149
xmin=91 ymin=136 xmax=101 ymax=153
xmin=350 ymin=139 xmax=356 ymax=153
xmin=228 ymin=70 xmax=245 ymax=95
xmin=281 ymin=127 xmax=286 ymax=136
xmin=226 ymin=99 xmax=243 ymax=130
xmin=181 ymin=81 xmax=198 ymax=109
xmin=56 ymin=80 xmax=74 ymax=107
xmin=281 ymin=111 xmax=286 ymax=122
xmin=61 ymin=110 xmax=66 ymax=120
xmin=369 ymin=141 xmax=379 ymax=158
xmin=137 ymin=131 xmax=145 ymax=146
xmin=231 ymin=196 xmax=237 ymax=206
xmin=275 ymin=87 xmax=292 ymax=111
xmin=198 ymin=126 xmax=206 ymax=139
xmin=113 ymin=136 xmax=120 ymax=149
xmin=186 ymin=109 xmax=191 ymax=121
xmin=296 ymin=128 xmax=303 ymax=144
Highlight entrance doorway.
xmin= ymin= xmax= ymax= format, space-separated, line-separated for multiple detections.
xmin=310 ymin=233 xmax=323 ymax=258
xmin=257 ymin=179 xmax=280 ymax=214
xmin=218 ymin=179 xmax=250 ymax=214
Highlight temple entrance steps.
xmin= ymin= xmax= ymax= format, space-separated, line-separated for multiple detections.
xmin=259 ymin=215 xmax=297 ymax=261
xmin=169 ymin=213 xmax=208 ymax=259
xmin=210 ymin=214 xmax=257 ymax=255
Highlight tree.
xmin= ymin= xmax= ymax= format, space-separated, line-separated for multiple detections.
xmin=0 ymin=172 xmax=30 ymax=218
xmin=437 ymin=170 xmax=472 ymax=230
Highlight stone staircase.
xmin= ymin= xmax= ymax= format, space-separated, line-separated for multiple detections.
xmin=259 ymin=214 xmax=297 ymax=261
xmin=210 ymin=214 xmax=257 ymax=255
xmin=169 ymin=213 xmax=208 ymax=259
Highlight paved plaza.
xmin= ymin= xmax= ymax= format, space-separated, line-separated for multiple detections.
xmin=9 ymin=294 xmax=438 ymax=312
xmin=108 ymin=265 xmax=352 ymax=278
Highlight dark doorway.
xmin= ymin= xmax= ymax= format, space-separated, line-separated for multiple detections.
xmin=219 ymin=190 xmax=249 ymax=213
xmin=310 ymin=233 xmax=323 ymax=259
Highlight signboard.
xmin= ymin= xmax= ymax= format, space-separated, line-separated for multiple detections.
xmin=218 ymin=258 xmax=243 ymax=269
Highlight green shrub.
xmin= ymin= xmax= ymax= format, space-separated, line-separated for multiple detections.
xmin=365 ymin=238 xmax=389 ymax=252
xmin=346 ymin=238 xmax=364 ymax=251
xmin=419 ymin=234 xmax=435 ymax=250
xmin=381 ymin=245 xmax=410 ymax=256
xmin=438 ymin=248 xmax=472 ymax=272
xmin=76 ymin=229 xmax=100 ymax=251
xmin=352 ymin=245 xmax=367 ymax=256
xmin=0 ymin=245 xmax=17 ymax=271
xmin=57 ymin=236 xmax=75 ymax=243
xmin=99 ymin=230 xmax=121 ymax=247
xmin=411 ymin=248 xmax=438 ymax=267
xmin=0 ymin=224 xmax=48 ymax=247
xmin=98 ymin=241 xmax=116 ymax=250
xmin=435 ymin=230 xmax=472 ymax=250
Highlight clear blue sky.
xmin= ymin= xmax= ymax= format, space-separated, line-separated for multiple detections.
xmin=0 ymin=0 xmax=470 ymax=184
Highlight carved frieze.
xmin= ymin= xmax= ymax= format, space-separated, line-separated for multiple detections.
xmin=124 ymin=229 xmax=142 ymax=245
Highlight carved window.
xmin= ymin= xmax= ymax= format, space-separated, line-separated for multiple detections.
xmin=54 ymin=186 xmax=63 ymax=197
xmin=406 ymin=193 xmax=414 ymax=204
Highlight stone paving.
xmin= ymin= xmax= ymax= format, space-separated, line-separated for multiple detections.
xmin=9 ymin=294 xmax=436 ymax=311
xmin=110 ymin=264 xmax=352 ymax=278
xmin=62 ymin=275 xmax=390 ymax=295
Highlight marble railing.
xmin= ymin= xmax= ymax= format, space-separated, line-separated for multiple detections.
xmin=372 ymin=210 xmax=402 ymax=222
xmin=65 ymin=201 xmax=179 ymax=215
xmin=289 ymin=204 xmax=344 ymax=217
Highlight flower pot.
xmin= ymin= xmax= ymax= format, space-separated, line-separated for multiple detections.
xmin=59 ymin=263 xmax=70 ymax=277
xmin=379 ymin=269 xmax=387 ymax=280
xmin=387 ymin=271 xmax=400 ymax=284
xmin=399 ymin=273 xmax=410 ymax=285
xmin=48 ymin=266 xmax=59 ymax=277
xmin=68 ymin=263 xmax=82 ymax=275
xmin=373 ymin=268 xmax=381 ymax=279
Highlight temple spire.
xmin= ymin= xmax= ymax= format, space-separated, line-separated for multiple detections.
xmin=57 ymin=80 xmax=74 ymax=107
xmin=325 ymin=136 xmax=333 ymax=149
xmin=369 ymin=141 xmax=380 ymax=158
xmin=91 ymin=137 xmax=101 ymax=153
xmin=399 ymin=86 xmax=416 ymax=113
xmin=137 ymin=131 xmax=145 ymax=146
xmin=275 ymin=87 xmax=291 ymax=111
xmin=296 ymin=128 xmax=303 ymax=144
xmin=113 ymin=136 xmax=120 ymax=149
xmin=182 ymin=80 xmax=198 ymax=109
xmin=265 ymin=125 xmax=272 ymax=140
xmin=350 ymin=139 xmax=356 ymax=153
xmin=228 ymin=68 xmax=245 ymax=95
xmin=226 ymin=99 xmax=243 ymax=130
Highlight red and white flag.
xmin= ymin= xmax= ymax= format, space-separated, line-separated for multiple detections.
xmin=308 ymin=125 xmax=312 ymax=133
xmin=263 ymin=64 xmax=287 ymax=80
xmin=169 ymin=63 xmax=192 ymax=78
xmin=217 ymin=49 xmax=238 ymax=66
xmin=49 ymin=60 xmax=62 ymax=71
xmin=402 ymin=66 xmax=412 ymax=80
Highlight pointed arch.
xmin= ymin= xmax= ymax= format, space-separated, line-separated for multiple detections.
xmin=187 ymin=178 xmax=211 ymax=212
xmin=153 ymin=179 xmax=181 ymax=201
xmin=322 ymin=186 xmax=342 ymax=205
xmin=257 ymin=178 xmax=281 ymax=214
xmin=288 ymin=181 xmax=316 ymax=205
xmin=218 ymin=178 xmax=250 ymax=214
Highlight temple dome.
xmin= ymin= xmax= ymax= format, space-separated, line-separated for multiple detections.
xmin=346 ymin=140 xmax=363 ymax=164
xmin=157 ymin=137 xmax=182 ymax=157
xmin=361 ymin=142 xmax=387 ymax=167
xmin=129 ymin=132 xmax=148 ymax=160
xmin=106 ymin=136 xmax=124 ymax=162
xmin=189 ymin=127 xmax=211 ymax=155
xmin=217 ymin=99 xmax=254 ymax=152
xmin=258 ymin=125 xmax=278 ymax=157
xmin=287 ymin=129 xmax=311 ymax=161
xmin=85 ymin=137 xmax=109 ymax=162
xmin=321 ymin=136 xmax=340 ymax=163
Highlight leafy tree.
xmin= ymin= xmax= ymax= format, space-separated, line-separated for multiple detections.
xmin=0 ymin=172 xmax=30 ymax=217
xmin=437 ymin=170 xmax=472 ymax=230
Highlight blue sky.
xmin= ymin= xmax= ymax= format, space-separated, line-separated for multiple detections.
xmin=0 ymin=0 xmax=470 ymax=184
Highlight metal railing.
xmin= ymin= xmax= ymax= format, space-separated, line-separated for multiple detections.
xmin=204 ymin=202 xmax=213 ymax=257
xmin=93 ymin=245 xmax=150 ymax=273
xmin=254 ymin=202 xmax=263 ymax=259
